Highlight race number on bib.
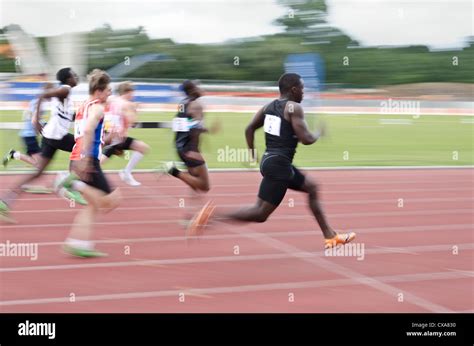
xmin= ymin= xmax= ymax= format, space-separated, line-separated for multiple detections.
xmin=74 ymin=119 xmax=84 ymax=138
xmin=264 ymin=114 xmax=281 ymax=136
xmin=172 ymin=117 xmax=189 ymax=132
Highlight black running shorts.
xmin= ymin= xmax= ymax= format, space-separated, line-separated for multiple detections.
xmin=41 ymin=133 xmax=75 ymax=159
xmin=102 ymin=137 xmax=135 ymax=158
xmin=257 ymin=152 xmax=305 ymax=206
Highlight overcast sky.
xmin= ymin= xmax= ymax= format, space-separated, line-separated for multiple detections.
xmin=1 ymin=0 xmax=472 ymax=49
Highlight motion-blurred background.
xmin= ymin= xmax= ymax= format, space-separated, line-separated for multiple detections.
xmin=0 ymin=0 xmax=472 ymax=169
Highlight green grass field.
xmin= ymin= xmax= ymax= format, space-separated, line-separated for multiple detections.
xmin=0 ymin=110 xmax=472 ymax=171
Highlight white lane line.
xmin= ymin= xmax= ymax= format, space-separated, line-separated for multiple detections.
xmin=3 ymin=224 xmax=472 ymax=247
xmin=373 ymin=246 xmax=420 ymax=256
xmin=6 ymin=186 xmax=474 ymax=202
xmin=0 ymin=165 xmax=472 ymax=176
xmin=445 ymin=268 xmax=474 ymax=276
xmin=2 ymin=178 xmax=473 ymax=192
xmin=219 ymin=221 xmax=463 ymax=313
xmin=1 ymin=243 xmax=473 ymax=273
xmin=379 ymin=119 xmax=413 ymax=125
xmin=2 ymin=168 xmax=470 ymax=312
xmin=0 ymin=270 xmax=472 ymax=307
xmin=2 ymin=208 xmax=472 ymax=229
xmin=156 ymin=170 xmax=469 ymax=313
xmin=9 ymin=197 xmax=474 ymax=214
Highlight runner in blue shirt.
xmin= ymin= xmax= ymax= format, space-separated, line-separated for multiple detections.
xmin=3 ymin=83 xmax=54 ymax=169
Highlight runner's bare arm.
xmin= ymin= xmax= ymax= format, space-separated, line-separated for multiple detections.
xmin=187 ymin=100 xmax=204 ymax=121
xmin=245 ymin=106 xmax=265 ymax=160
xmin=188 ymin=99 xmax=217 ymax=134
xmin=103 ymin=131 xmax=114 ymax=145
xmin=123 ymin=101 xmax=138 ymax=126
xmin=288 ymin=102 xmax=318 ymax=145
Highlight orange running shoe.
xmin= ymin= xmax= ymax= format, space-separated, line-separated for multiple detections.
xmin=324 ymin=232 xmax=356 ymax=249
xmin=186 ymin=200 xmax=216 ymax=237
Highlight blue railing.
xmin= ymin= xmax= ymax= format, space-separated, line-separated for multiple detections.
xmin=0 ymin=81 xmax=182 ymax=103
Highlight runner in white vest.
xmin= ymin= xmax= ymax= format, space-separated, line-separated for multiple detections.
xmin=0 ymin=68 xmax=85 ymax=222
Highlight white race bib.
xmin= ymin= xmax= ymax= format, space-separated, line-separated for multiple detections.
xmin=104 ymin=113 xmax=121 ymax=133
xmin=263 ymin=114 xmax=281 ymax=136
xmin=74 ymin=119 xmax=84 ymax=139
xmin=172 ymin=117 xmax=189 ymax=132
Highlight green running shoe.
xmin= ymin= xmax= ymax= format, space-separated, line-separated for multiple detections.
xmin=69 ymin=190 xmax=87 ymax=206
xmin=2 ymin=149 xmax=15 ymax=167
xmin=54 ymin=172 xmax=79 ymax=190
xmin=0 ymin=200 xmax=15 ymax=223
xmin=21 ymin=185 xmax=53 ymax=194
xmin=54 ymin=172 xmax=87 ymax=205
xmin=63 ymin=245 xmax=108 ymax=258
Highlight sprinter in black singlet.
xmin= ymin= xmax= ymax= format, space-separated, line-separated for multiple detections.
xmin=189 ymin=73 xmax=356 ymax=249
xmin=164 ymin=80 xmax=215 ymax=192
xmin=174 ymin=91 xmax=206 ymax=171
xmin=161 ymin=80 xmax=219 ymax=232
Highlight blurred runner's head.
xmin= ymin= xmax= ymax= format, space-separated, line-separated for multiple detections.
xmin=117 ymin=81 xmax=135 ymax=101
xmin=56 ymin=67 xmax=79 ymax=87
xmin=181 ymin=80 xmax=203 ymax=99
xmin=88 ymin=69 xmax=112 ymax=102
xmin=278 ymin=73 xmax=304 ymax=103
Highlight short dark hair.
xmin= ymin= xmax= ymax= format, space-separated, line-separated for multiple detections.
xmin=278 ymin=73 xmax=301 ymax=94
xmin=180 ymin=80 xmax=196 ymax=96
xmin=56 ymin=67 xmax=72 ymax=84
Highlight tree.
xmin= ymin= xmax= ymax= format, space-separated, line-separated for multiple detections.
xmin=273 ymin=0 xmax=352 ymax=46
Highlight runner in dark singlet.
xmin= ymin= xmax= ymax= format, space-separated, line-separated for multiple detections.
xmin=174 ymin=91 xmax=206 ymax=172
xmin=163 ymin=80 xmax=212 ymax=188
xmin=159 ymin=80 xmax=220 ymax=231
xmin=189 ymin=73 xmax=355 ymax=248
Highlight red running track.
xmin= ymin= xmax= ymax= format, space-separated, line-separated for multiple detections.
xmin=0 ymin=168 xmax=473 ymax=312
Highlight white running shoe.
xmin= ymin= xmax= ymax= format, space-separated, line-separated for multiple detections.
xmin=53 ymin=171 xmax=69 ymax=199
xmin=119 ymin=171 xmax=141 ymax=186
xmin=153 ymin=161 xmax=177 ymax=181
xmin=53 ymin=171 xmax=70 ymax=193
xmin=163 ymin=161 xmax=178 ymax=175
